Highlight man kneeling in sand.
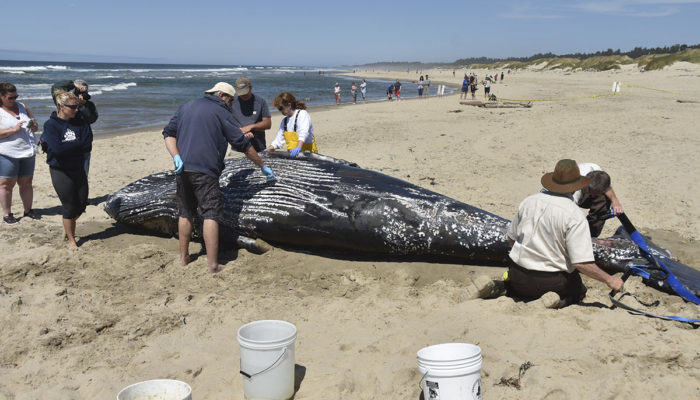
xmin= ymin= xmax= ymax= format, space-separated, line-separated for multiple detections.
xmin=471 ymin=159 xmax=624 ymax=308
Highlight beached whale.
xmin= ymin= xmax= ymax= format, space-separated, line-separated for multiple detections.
xmin=104 ymin=152 xmax=699 ymax=298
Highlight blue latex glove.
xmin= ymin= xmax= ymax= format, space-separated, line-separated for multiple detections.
xmin=289 ymin=146 xmax=302 ymax=158
xmin=261 ymin=165 xmax=276 ymax=181
xmin=173 ymin=154 xmax=183 ymax=174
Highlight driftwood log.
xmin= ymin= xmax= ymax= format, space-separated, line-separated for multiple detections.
xmin=460 ymin=100 xmax=532 ymax=108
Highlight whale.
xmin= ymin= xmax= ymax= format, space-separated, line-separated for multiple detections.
xmin=104 ymin=152 xmax=699 ymax=298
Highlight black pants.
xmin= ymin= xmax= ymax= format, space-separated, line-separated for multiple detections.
xmin=49 ymin=167 xmax=88 ymax=219
xmin=249 ymin=132 xmax=266 ymax=153
xmin=578 ymin=192 xmax=612 ymax=237
xmin=507 ymin=262 xmax=587 ymax=304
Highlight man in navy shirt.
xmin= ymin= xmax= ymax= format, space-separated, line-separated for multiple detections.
xmin=163 ymin=82 xmax=276 ymax=273
xmin=231 ymin=77 xmax=271 ymax=152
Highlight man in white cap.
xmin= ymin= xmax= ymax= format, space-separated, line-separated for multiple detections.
xmin=163 ymin=82 xmax=276 ymax=273
xmin=231 ymin=77 xmax=271 ymax=152
xmin=504 ymin=159 xmax=624 ymax=308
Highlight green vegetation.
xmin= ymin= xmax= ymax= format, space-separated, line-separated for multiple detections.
xmin=640 ymin=49 xmax=700 ymax=70
xmin=357 ymin=44 xmax=700 ymax=72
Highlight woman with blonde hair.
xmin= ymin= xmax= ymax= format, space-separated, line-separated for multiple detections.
xmin=0 ymin=82 xmax=39 ymax=225
xmin=267 ymin=92 xmax=317 ymax=157
xmin=41 ymin=90 xmax=93 ymax=248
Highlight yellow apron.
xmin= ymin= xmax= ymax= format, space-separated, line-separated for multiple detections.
xmin=283 ymin=111 xmax=318 ymax=153
xmin=283 ymin=131 xmax=318 ymax=153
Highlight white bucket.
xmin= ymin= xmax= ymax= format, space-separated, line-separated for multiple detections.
xmin=417 ymin=343 xmax=482 ymax=400
xmin=237 ymin=320 xmax=297 ymax=400
xmin=116 ymin=379 xmax=192 ymax=400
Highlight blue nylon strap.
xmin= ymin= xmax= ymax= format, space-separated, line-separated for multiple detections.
xmin=621 ymin=217 xmax=700 ymax=305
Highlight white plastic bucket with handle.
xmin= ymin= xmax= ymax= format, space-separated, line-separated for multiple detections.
xmin=116 ymin=379 xmax=192 ymax=400
xmin=237 ymin=320 xmax=297 ymax=400
xmin=417 ymin=343 xmax=482 ymax=400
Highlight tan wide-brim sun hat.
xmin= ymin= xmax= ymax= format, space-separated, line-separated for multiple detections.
xmin=204 ymin=82 xmax=236 ymax=98
xmin=541 ymin=159 xmax=591 ymax=194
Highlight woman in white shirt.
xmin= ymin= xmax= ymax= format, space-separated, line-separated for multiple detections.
xmin=0 ymin=82 xmax=39 ymax=225
xmin=267 ymin=92 xmax=317 ymax=157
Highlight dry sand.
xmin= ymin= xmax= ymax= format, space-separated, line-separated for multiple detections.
xmin=1 ymin=63 xmax=699 ymax=399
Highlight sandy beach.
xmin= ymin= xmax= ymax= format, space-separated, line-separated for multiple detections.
xmin=1 ymin=63 xmax=699 ymax=399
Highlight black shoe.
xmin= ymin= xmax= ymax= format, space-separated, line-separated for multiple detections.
xmin=23 ymin=209 xmax=40 ymax=220
xmin=3 ymin=214 xmax=19 ymax=225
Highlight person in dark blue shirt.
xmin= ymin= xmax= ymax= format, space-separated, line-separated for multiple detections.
xmin=41 ymin=90 xmax=93 ymax=249
xmin=163 ymin=82 xmax=276 ymax=273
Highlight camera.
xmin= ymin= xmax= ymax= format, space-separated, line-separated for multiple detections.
xmin=74 ymin=88 xmax=91 ymax=101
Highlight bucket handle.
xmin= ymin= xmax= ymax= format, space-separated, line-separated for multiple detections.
xmin=240 ymin=347 xmax=287 ymax=379
xmin=418 ymin=369 xmax=430 ymax=389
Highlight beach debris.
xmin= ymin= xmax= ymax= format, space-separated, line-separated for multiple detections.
xmin=495 ymin=361 xmax=534 ymax=390
xmin=676 ymin=99 xmax=699 ymax=103
xmin=448 ymin=109 xmax=463 ymax=113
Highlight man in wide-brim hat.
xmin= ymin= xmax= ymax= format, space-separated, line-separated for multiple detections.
xmin=504 ymin=159 xmax=624 ymax=308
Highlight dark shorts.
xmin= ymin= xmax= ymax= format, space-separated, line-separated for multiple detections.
xmin=506 ymin=261 xmax=587 ymax=304
xmin=49 ymin=166 xmax=88 ymax=219
xmin=176 ymin=171 xmax=222 ymax=221
xmin=485 ymin=87 xmax=491 ymax=93
xmin=249 ymin=131 xmax=267 ymax=153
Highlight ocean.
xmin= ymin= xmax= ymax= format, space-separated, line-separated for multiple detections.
xmin=0 ymin=60 xmax=445 ymax=135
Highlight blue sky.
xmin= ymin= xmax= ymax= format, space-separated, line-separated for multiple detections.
xmin=3 ymin=0 xmax=699 ymax=66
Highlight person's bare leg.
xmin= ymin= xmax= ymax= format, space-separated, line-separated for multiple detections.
xmin=203 ymin=218 xmax=221 ymax=273
xmin=0 ymin=177 xmax=17 ymax=217
xmin=178 ymin=217 xmax=192 ymax=266
xmin=63 ymin=218 xmax=78 ymax=249
xmin=17 ymin=176 xmax=33 ymax=214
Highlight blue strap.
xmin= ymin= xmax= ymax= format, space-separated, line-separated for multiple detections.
xmin=622 ymin=216 xmax=700 ymax=305
xmin=610 ymin=292 xmax=700 ymax=324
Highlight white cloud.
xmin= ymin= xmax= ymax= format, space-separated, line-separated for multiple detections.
xmin=572 ymin=0 xmax=700 ymax=17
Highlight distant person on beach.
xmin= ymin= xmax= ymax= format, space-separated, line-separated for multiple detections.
xmin=51 ymin=80 xmax=98 ymax=176
xmin=334 ymin=83 xmax=341 ymax=105
xmin=461 ymin=74 xmax=469 ymax=100
xmin=230 ymin=77 xmax=271 ymax=153
xmin=41 ymin=90 xmax=93 ymax=248
xmin=573 ymin=163 xmax=624 ymax=237
xmin=393 ymin=80 xmax=402 ymax=101
xmin=501 ymin=71 xmax=504 ymax=81
xmin=0 ymin=82 xmax=39 ymax=225
xmin=470 ymin=76 xmax=477 ymax=99
xmin=360 ymin=79 xmax=367 ymax=103
xmin=351 ymin=82 xmax=358 ymax=104
xmin=424 ymin=74 xmax=431 ymax=97
xmin=417 ymin=75 xmax=425 ymax=98
xmin=268 ymin=91 xmax=318 ymax=156
xmin=483 ymin=77 xmax=491 ymax=99
xmin=386 ymin=84 xmax=393 ymax=101
xmin=163 ymin=82 xmax=275 ymax=273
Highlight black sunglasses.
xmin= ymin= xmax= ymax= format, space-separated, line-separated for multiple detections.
xmin=7 ymin=95 xmax=18 ymax=100
xmin=62 ymin=103 xmax=79 ymax=110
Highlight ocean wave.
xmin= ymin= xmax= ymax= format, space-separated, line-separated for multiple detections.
xmin=0 ymin=65 xmax=69 ymax=74
xmin=91 ymin=82 xmax=137 ymax=94
xmin=71 ymin=67 xmax=249 ymax=74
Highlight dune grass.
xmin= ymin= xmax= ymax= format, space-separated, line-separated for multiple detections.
xmin=462 ymin=49 xmax=700 ymax=72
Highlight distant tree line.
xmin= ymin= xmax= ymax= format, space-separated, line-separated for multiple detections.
xmin=355 ymin=44 xmax=699 ymax=68
xmin=452 ymin=43 xmax=699 ymax=65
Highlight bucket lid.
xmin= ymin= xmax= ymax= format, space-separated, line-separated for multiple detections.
xmin=116 ymin=379 xmax=191 ymax=400
xmin=237 ymin=320 xmax=297 ymax=349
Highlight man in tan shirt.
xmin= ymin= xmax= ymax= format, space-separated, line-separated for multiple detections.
xmin=504 ymin=159 xmax=624 ymax=308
